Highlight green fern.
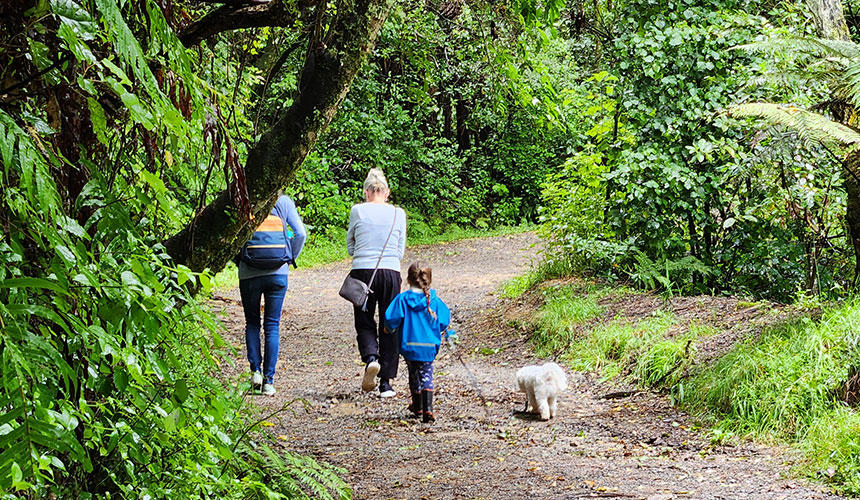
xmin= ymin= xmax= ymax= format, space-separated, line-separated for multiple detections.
xmin=736 ymin=36 xmax=860 ymax=61
xmin=728 ymin=102 xmax=860 ymax=147
xmin=238 ymin=443 xmax=352 ymax=500
xmin=629 ymin=252 xmax=713 ymax=294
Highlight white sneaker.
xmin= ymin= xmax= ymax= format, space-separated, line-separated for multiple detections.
xmin=379 ymin=380 xmax=396 ymax=398
xmin=262 ymin=383 xmax=276 ymax=396
xmin=252 ymin=371 xmax=263 ymax=388
xmin=362 ymin=361 xmax=380 ymax=392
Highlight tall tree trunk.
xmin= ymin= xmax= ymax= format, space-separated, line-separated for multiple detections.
xmin=807 ymin=0 xmax=852 ymax=40
xmin=845 ymin=151 xmax=860 ymax=275
xmin=806 ymin=0 xmax=860 ymax=274
xmin=165 ymin=0 xmax=392 ymax=272
xmin=455 ymin=97 xmax=470 ymax=151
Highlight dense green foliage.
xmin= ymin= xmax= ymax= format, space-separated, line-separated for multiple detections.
xmin=273 ymin=9 xmax=575 ymax=238
xmin=537 ymin=0 xmax=852 ymax=300
xmin=0 ymin=1 xmax=357 ymax=497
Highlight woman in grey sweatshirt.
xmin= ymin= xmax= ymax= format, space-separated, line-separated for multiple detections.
xmin=346 ymin=168 xmax=406 ymax=397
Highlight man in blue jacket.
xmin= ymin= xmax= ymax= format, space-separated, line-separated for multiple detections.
xmin=238 ymin=194 xmax=306 ymax=396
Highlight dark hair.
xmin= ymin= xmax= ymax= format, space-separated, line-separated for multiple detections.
xmin=407 ymin=261 xmax=436 ymax=319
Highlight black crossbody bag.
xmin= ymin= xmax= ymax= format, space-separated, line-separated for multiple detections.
xmin=339 ymin=207 xmax=397 ymax=311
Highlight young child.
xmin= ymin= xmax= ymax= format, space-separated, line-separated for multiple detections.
xmin=384 ymin=262 xmax=451 ymax=423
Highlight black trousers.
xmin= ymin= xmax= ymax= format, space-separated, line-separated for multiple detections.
xmin=351 ymin=268 xmax=402 ymax=380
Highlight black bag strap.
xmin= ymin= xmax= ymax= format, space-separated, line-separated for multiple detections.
xmin=366 ymin=206 xmax=397 ymax=293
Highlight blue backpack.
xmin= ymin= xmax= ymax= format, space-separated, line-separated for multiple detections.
xmin=239 ymin=205 xmax=295 ymax=269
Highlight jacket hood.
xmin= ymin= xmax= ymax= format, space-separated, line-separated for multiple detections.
xmin=404 ymin=289 xmax=438 ymax=311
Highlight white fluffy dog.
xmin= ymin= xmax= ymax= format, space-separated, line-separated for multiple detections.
xmin=516 ymin=362 xmax=567 ymax=421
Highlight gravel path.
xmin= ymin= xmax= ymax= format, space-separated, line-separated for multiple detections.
xmin=212 ymin=232 xmax=843 ymax=500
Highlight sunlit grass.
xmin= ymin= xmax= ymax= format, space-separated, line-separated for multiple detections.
xmin=564 ymin=312 xmax=677 ymax=380
xmin=527 ymin=277 xmax=860 ymax=495
xmin=532 ymin=287 xmax=604 ymax=357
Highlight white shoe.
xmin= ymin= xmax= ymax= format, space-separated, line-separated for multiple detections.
xmin=262 ymin=383 xmax=276 ymax=396
xmin=252 ymin=371 xmax=263 ymax=389
xmin=362 ymin=361 xmax=380 ymax=392
xmin=379 ymin=380 xmax=396 ymax=398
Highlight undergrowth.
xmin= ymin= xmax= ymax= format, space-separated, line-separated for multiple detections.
xmin=677 ymin=303 xmax=860 ymax=494
xmin=499 ymin=257 xmax=577 ymax=299
xmin=523 ymin=273 xmax=860 ymax=495
xmin=562 ymin=311 xmax=678 ymax=381
xmin=531 ymin=284 xmax=615 ymax=356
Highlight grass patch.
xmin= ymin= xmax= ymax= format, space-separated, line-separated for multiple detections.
xmin=500 ymin=271 xmax=543 ymax=299
xmin=634 ymin=327 xmax=695 ymax=389
xmin=670 ymin=302 xmax=860 ymax=494
xmin=802 ymin=407 xmax=860 ymax=492
xmin=678 ymin=308 xmax=859 ymax=439
xmin=499 ymin=257 xmax=578 ymax=299
xmin=530 ymin=282 xmax=646 ymax=358
xmin=564 ymin=312 xmax=678 ymax=380
xmin=532 ymin=287 xmax=604 ymax=356
xmin=522 ymin=274 xmax=860 ymax=494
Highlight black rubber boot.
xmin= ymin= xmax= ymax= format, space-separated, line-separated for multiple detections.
xmin=407 ymin=392 xmax=422 ymax=418
xmin=421 ymin=390 xmax=435 ymax=423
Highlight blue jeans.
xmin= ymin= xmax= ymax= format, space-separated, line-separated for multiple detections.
xmin=239 ymin=274 xmax=288 ymax=384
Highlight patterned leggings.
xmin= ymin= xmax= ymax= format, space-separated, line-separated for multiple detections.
xmin=406 ymin=360 xmax=434 ymax=393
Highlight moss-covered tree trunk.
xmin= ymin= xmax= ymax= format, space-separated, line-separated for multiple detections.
xmin=806 ymin=0 xmax=860 ymax=275
xmin=807 ymin=0 xmax=852 ymax=41
xmin=845 ymin=151 xmax=860 ymax=275
xmin=165 ymin=0 xmax=392 ymax=272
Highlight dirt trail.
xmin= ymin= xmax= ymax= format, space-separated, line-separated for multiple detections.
xmin=213 ymin=233 xmax=842 ymax=500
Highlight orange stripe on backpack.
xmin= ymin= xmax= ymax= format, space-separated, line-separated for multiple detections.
xmin=257 ymin=214 xmax=284 ymax=232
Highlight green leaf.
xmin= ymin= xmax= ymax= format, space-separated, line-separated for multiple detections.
xmin=10 ymin=462 xmax=27 ymax=490
xmin=59 ymin=216 xmax=87 ymax=238
xmin=0 ymin=277 xmax=70 ymax=296
xmin=114 ymin=369 xmax=127 ymax=391
xmin=51 ymin=0 xmax=97 ymax=40
xmin=174 ymin=379 xmax=189 ymax=403
xmin=120 ymin=270 xmax=141 ymax=288
xmin=87 ymin=98 xmax=109 ymax=146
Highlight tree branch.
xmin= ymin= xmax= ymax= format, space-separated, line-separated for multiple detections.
xmin=178 ymin=0 xmax=297 ymax=47
xmin=165 ymin=0 xmax=393 ymax=272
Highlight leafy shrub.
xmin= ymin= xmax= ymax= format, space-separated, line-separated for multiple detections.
xmin=0 ymin=1 xmax=350 ymax=495
xmin=538 ymin=1 xmax=851 ymax=300
xmin=0 ymin=111 xmax=350 ymax=497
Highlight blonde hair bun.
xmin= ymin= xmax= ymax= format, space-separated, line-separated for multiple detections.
xmin=363 ymin=167 xmax=389 ymax=193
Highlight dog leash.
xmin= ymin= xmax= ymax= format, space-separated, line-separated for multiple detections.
xmin=441 ymin=330 xmax=491 ymax=419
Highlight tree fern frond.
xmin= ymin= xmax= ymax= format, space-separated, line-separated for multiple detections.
xmin=841 ymin=57 xmax=860 ymax=111
xmin=735 ymin=36 xmax=860 ymax=61
xmin=728 ymin=102 xmax=860 ymax=148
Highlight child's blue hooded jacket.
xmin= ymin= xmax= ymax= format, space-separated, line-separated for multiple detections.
xmin=384 ymin=289 xmax=451 ymax=362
